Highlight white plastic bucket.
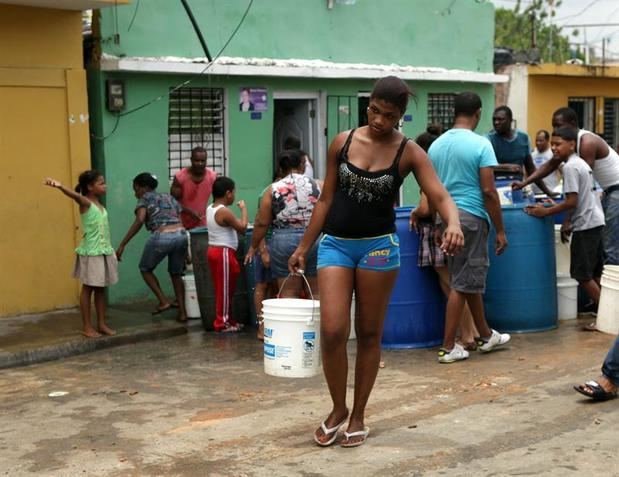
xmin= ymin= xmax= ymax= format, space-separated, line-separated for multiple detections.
xmin=554 ymin=225 xmax=571 ymax=276
xmin=182 ymin=274 xmax=201 ymax=319
xmin=597 ymin=271 xmax=619 ymax=335
xmin=556 ymin=274 xmax=578 ymax=320
xmin=262 ymin=298 xmax=321 ymax=378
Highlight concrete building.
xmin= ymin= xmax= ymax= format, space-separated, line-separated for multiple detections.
xmin=88 ymin=0 xmax=506 ymax=305
xmin=0 ymin=0 xmax=127 ymax=316
xmin=500 ymin=63 xmax=619 ymax=148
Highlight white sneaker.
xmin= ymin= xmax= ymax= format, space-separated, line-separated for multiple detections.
xmin=477 ymin=329 xmax=510 ymax=353
xmin=438 ymin=343 xmax=469 ymax=363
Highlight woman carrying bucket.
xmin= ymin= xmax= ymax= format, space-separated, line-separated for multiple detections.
xmin=288 ymin=76 xmax=463 ymax=448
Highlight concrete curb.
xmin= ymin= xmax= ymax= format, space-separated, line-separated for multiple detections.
xmin=0 ymin=326 xmax=188 ymax=370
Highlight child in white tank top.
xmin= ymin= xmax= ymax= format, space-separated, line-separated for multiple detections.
xmin=206 ymin=177 xmax=248 ymax=332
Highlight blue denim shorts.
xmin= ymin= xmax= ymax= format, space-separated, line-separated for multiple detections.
xmin=317 ymin=233 xmax=400 ymax=271
xmin=269 ymin=228 xmax=318 ymax=279
xmin=139 ymin=230 xmax=188 ymax=275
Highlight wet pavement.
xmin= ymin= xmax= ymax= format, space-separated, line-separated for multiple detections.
xmin=0 ymin=304 xmax=188 ymax=369
xmin=0 ymin=317 xmax=618 ymax=476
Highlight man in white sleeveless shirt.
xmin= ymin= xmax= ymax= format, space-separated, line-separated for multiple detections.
xmin=514 ymin=107 xmax=619 ymax=265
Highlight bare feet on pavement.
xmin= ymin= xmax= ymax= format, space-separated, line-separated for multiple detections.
xmin=98 ymin=324 xmax=116 ymax=336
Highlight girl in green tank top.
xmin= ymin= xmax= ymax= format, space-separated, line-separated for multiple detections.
xmin=44 ymin=170 xmax=118 ymax=339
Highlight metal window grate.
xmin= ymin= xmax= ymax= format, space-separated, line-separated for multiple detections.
xmin=428 ymin=93 xmax=456 ymax=131
xmin=168 ymin=87 xmax=226 ymax=180
xmin=603 ymin=98 xmax=619 ymax=149
xmin=568 ymin=97 xmax=596 ymax=133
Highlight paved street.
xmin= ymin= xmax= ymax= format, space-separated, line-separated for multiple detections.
xmin=1 ymin=319 xmax=618 ymax=477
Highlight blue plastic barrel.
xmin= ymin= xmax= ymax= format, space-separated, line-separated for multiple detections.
xmin=552 ymin=196 xmax=567 ymax=225
xmin=382 ymin=207 xmax=446 ymax=349
xmin=245 ymin=226 xmax=258 ymax=328
xmin=484 ymin=205 xmax=557 ymax=333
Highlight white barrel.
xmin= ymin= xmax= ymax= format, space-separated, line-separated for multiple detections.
xmin=556 ymin=274 xmax=578 ymax=320
xmin=554 ymin=225 xmax=571 ymax=276
xmin=182 ymin=274 xmax=201 ymax=319
xmin=597 ymin=270 xmax=619 ymax=335
xmin=262 ymin=298 xmax=321 ymax=378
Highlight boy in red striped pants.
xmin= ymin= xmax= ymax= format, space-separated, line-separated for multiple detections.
xmin=206 ymin=177 xmax=248 ymax=332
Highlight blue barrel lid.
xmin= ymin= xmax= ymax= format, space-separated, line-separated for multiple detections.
xmin=395 ymin=205 xmax=416 ymax=217
xmin=500 ymin=204 xmax=530 ymax=210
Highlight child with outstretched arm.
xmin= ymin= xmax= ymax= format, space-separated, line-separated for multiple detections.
xmin=44 ymin=171 xmax=118 ymax=338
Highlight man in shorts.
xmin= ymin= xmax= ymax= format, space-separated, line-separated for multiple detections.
xmin=428 ymin=92 xmax=511 ymax=363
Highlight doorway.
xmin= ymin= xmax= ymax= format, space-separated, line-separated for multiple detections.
xmin=273 ymin=94 xmax=322 ymax=178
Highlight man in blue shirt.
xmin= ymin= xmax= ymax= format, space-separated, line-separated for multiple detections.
xmin=487 ymin=106 xmax=555 ymax=196
xmin=429 ymin=92 xmax=510 ymax=363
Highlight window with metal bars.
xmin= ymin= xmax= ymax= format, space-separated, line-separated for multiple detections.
xmin=427 ymin=93 xmax=456 ymax=131
xmin=168 ymin=87 xmax=226 ymax=180
xmin=603 ymin=98 xmax=619 ymax=149
xmin=568 ymin=97 xmax=596 ymax=133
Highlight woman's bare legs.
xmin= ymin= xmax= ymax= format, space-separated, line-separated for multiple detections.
xmin=141 ymin=271 xmax=171 ymax=310
xmin=170 ymin=274 xmax=187 ymax=322
xmin=345 ymin=267 xmax=399 ymax=445
xmin=254 ymin=281 xmax=269 ymax=339
xmin=314 ymin=266 xmax=354 ymax=444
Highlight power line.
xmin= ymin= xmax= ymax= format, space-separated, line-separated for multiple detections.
xmin=95 ymin=0 xmax=254 ymax=143
xmin=554 ymin=0 xmax=602 ymax=23
xmin=118 ymin=0 xmax=253 ymax=118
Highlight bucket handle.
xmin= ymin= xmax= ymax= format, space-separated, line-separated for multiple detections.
xmin=276 ymin=270 xmax=317 ymax=325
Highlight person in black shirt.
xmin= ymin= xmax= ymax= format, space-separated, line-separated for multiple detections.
xmin=288 ymin=76 xmax=463 ymax=448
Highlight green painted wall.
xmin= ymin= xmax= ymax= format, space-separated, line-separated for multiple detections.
xmin=99 ymin=0 xmax=494 ymax=72
xmin=90 ymin=0 xmax=497 ymax=304
xmin=89 ymin=71 xmax=494 ymax=304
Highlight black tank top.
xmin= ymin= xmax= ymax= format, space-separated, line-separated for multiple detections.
xmin=323 ymin=129 xmax=408 ymax=238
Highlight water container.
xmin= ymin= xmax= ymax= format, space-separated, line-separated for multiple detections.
xmin=382 ymin=207 xmax=446 ymax=349
xmin=597 ymin=265 xmax=619 ymax=335
xmin=556 ymin=273 xmax=578 ymax=320
xmin=550 ymin=195 xmax=567 ymax=225
xmin=484 ymin=205 xmax=558 ymax=332
xmin=495 ymin=178 xmax=535 ymax=206
xmin=182 ymin=273 xmax=201 ymax=319
xmin=245 ymin=226 xmax=258 ymax=328
xmin=189 ymin=227 xmax=250 ymax=331
xmin=262 ymin=297 xmax=321 ymax=378
xmin=554 ymin=225 xmax=571 ymax=275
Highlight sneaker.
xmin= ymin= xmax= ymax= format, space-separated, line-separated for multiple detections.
xmin=477 ymin=329 xmax=510 ymax=353
xmin=438 ymin=343 xmax=469 ymax=363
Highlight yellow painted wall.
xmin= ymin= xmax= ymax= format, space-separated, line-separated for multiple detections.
xmin=0 ymin=5 xmax=91 ymax=316
xmin=527 ymin=65 xmax=619 ymax=141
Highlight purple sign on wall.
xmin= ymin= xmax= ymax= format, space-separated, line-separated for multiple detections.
xmin=239 ymin=87 xmax=267 ymax=112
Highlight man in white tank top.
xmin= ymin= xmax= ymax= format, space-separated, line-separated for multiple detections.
xmin=514 ymin=107 xmax=619 ymax=265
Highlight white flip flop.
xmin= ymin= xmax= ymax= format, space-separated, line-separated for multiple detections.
xmin=313 ymin=416 xmax=348 ymax=447
xmin=340 ymin=426 xmax=370 ymax=448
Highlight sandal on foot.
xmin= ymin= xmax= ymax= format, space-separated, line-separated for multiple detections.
xmin=582 ymin=322 xmax=598 ymax=332
xmin=313 ymin=416 xmax=348 ymax=447
xmin=152 ymin=304 xmax=172 ymax=315
xmin=340 ymin=427 xmax=370 ymax=448
xmin=574 ymin=380 xmax=618 ymax=401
